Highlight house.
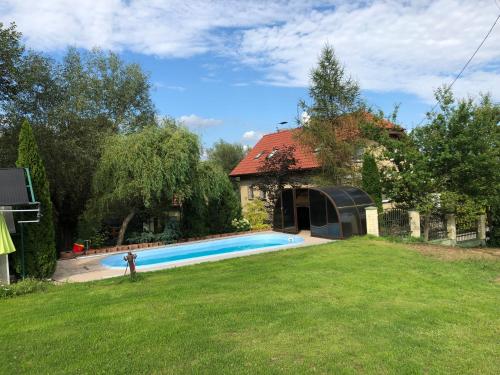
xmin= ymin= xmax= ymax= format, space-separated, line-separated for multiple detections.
xmin=229 ymin=121 xmax=402 ymax=209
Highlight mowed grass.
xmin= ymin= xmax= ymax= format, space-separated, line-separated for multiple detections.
xmin=1 ymin=238 xmax=499 ymax=374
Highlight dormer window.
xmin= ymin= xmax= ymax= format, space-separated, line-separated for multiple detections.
xmin=267 ymin=149 xmax=277 ymax=159
xmin=254 ymin=151 xmax=265 ymax=159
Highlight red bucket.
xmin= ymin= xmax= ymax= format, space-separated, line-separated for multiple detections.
xmin=72 ymin=243 xmax=85 ymax=253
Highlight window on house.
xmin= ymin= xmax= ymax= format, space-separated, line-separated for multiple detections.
xmin=254 ymin=151 xmax=265 ymax=159
xmin=248 ymin=186 xmax=254 ymax=200
xmin=267 ymin=149 xmax=277 ymax=159
xmin=259 ymin=189 xmax=266 ymax=200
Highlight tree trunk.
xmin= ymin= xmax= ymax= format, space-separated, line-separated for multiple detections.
xmin=117 ymin=210 xmax=136 ymax=246
xmin=423 ymin=213 xmax=430 ymax=241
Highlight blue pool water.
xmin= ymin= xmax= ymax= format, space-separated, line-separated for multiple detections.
xmin=101 ymin=233 xmax=304 ymax=269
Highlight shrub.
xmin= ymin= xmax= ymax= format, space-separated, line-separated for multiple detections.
xmin=244 ymin=199 xmax=268 ymax=228
xmin=0 ymin=278 xmax=49 ymax=299
xmin=15 ymin=120 xmax=56 ymax=278
xmin=361 ymin=153 xmax=382 ymax=211
xmin=232 ymin=218 xmax=251 ymax=232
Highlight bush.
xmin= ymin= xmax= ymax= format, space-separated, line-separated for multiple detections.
xmin=0 ymin=278 xmax=49 ymax=299
xmin=127 ymin=218 xmax=180 ymax=244
xmin=244 ymin=200 xmax=268 ymax=228
xmin=232 ymin=218 xmax=251 ymax=232
xmin=361 ymin=153 xmax=382 ymax=210
xmin=15 ymin=120 xmax=56 ymax=278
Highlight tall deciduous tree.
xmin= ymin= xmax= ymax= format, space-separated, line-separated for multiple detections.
xmin=0 ymin=29 xmax=156 ymax=249
xmin=15 ymin=120 xmax=56 ymax=278
xmin=207 ymin=140 xmax=246 ymax=175
xmin=0 ymin=22 xmax=23 ymax=104
xmin=298 ymin=44 xmax=364 ymax=184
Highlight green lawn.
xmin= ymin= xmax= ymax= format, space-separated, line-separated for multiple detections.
xmin=1 ymin=238 xmax=499 ymax=374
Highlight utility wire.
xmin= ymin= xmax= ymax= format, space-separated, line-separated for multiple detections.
xmin=417 ymin=11 xmax=500 ymax=126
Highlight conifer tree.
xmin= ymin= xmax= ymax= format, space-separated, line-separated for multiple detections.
xmin=361 ymin=153 xmax=382 ymax=211
xmin=16 ymin=120 xmax=56 ymax=278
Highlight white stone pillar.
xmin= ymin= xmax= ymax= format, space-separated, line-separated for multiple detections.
xmin=477 ymin=214 xmax=486 ymax=245
xmin=446 ymin=214 xmax=456 ymax=246
xmin=365 ymin=206 xmax=379 ymax=237
xmin=408 ymin=210 xmax=421 ymax=238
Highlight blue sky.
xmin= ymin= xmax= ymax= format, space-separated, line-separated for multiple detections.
xmin=1 ymin=0 xmax=499 ymax=148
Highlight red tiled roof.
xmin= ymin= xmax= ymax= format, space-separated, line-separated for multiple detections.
xmin=229 ymin=128 xmax=319 ymax=177
xmin=230 ymin=116 xmax=402 ymax=177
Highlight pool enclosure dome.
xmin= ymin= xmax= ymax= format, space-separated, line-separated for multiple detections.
xmin=273 ymin=186 xmax=374 ymax=239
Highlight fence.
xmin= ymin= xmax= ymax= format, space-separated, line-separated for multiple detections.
xmin=456 ymin=216 xmax=478 ymax=242
xmin=366 ymin=206 xmax=486 ymax=247
xmin=420 ymin=214 xmax=447 ymax=241
xmin=378 ymin=209 xmax=410 ymax=237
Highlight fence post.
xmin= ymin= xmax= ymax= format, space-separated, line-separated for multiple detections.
xmin=408 ymin=210 xmax=421 ymax=238
xmin=446 ymin=214 xmax=456 ymax=246
xmin=477 ymin=214 xmax=486 ymax=246
xmin=365 ymin=206 xmax=379 ymax=237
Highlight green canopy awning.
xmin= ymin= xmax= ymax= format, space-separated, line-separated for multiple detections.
xmin=0 ymin=213 xmax=15 ymax=255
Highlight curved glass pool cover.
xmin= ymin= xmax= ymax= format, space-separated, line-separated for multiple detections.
xmin=273 ymin=186 xmax=374 ymax=239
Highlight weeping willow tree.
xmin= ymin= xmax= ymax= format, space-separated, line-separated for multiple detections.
xmin=81 ymin=121 xmax=200 ymax=245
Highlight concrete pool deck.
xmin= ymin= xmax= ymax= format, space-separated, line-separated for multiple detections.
xmin=52 ymin=231 xmax=332 ymax=283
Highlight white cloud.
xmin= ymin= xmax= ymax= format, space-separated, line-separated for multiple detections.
xmin=178 ymin=114 xmax=223 ymax=128
xmin=1 ymin=0 xmax=499 ymax=102
xmin=242 ymin=130 xmax=263 ymax=141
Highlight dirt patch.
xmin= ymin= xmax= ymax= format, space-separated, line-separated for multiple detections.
xmin=409 ymin=243 xmax=500 ymax=261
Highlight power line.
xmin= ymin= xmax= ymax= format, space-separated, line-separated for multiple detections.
xmin=417 ymin=11 xmax=500 ymax=126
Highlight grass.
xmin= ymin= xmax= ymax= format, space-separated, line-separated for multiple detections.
xmin=0 ymin=237 xmax=499 ymax=374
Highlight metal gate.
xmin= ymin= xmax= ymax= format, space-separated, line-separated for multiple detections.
xmin=379 ymin=209 xmax=410 ymax=237
xmin=420 ymin=214 xmax=447 ymax=241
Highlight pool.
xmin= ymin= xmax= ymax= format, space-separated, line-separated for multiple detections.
xmin=100 ymin=233 xmax=304 ymax=269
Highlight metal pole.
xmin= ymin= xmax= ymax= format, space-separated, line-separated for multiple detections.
xmin=20 ymin=222 xmax=25 ymax=279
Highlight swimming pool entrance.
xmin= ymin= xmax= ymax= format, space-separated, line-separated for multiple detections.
xmin=273 ymin=186 xmax=375 ymax=240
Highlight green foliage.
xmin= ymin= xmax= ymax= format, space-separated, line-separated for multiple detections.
xmin=298 ymin=44 xmax=364 ymax=183
xmin=0 ymin=278 xmax=49 ymax=299
xmin=15 ymin=120 xmax=56 ymax=278
xmin=0 ymin=31 xmax=156 ymax=249
xmin=243 ymin=199 xmax=269 ymax=228
xmin=361 ymin=153 xmax=382 ymax=210
xmin=181 ymin=162 xmax=242 ymax=237
xmin=85 ymin=122 xmax=199 ymax=244
xmin=207 ymin=139 xmax=246 ymax=175
xmin=127 ymin=218 xmax=181 ymax=245
xmin=0 ymin=22 xmax=24 ymax=103
xmin=231 ymin=218 xmax=251 ymax=232
xmin=378 ymin=87 xmax=498 ymax=220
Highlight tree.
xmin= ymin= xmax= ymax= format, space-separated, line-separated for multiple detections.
xmin=207 ymin=139 xmax=246 ymax=175
xmin=182 ymin=162 xmax=241 ymax=237
xmin=0 ymin=22 xmax=23 ymax=104
xmin=85 ymin=122 xmax=200 ymax=245
xmin=361 ymin=153 xmax=382 ymax=210
xmin=0 ymin=38 xmax=156 ymax=249
xmin=378 ymin=87 xmax=499 ymax=242
xmin=15 ymin=120 xmax=56 ymax=278
xmin=298 ymin=44 xmax=364 ymax=184
xmin=256 ymin=145 xmax=299 ymax=217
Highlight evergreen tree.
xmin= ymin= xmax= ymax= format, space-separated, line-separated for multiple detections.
xmin=15 ymin=120 xmax=56 ymax=278
xmin=361 ymin=153 xmax=382 ymax=211
xmin=298 ymin=44 xmax=365 ymax=184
